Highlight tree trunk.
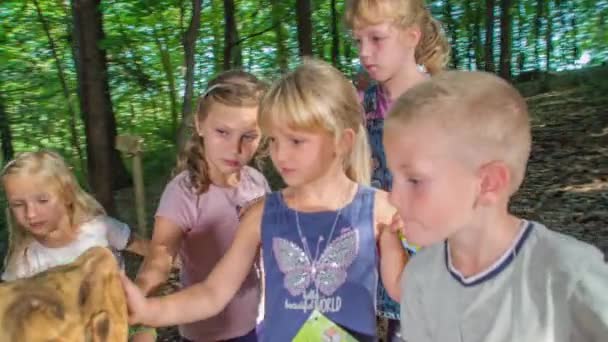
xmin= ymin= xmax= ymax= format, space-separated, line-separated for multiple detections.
xmin=484 ymin=0 xmax=495 ymax=72
xmin=315 ymin=29 xmax=325 ymax=60
xmin=223 ymin=0 xmax=242 ymax=70
xmin=558 ymin=0 xmax=573 ymax=68
xmin=515 ymin=1 xmax=525 ymax=73
xmin=545 ymin=0 xmax=553 ymax=70
xmin=534 ymin=0 xmax=543 ymax=69
xmin=211 ymin=0 xmax=223 ymax=73
xmin=178 ymin=0 xmax=186 ymax=36
xmin=177 ymin=0 xmax=202 ymax=149
xmin=295 ymin=0 xmax=313 ymax=57
xmin=570 ymin=7 xmax=578 ymax=63
xmin=182 ymin=0 xmax=202 ymax=120
xmin=499 ymin=0 xmax=513 ymax=80
xmin=152 ymin=26 xmax=179 ymax=136
xmin=464 ymin=0 xmax=474 ymax=69
xmin=271 ymin=0 xmax=288 ymax=71
xmin=474 ymin=1 xmax=484 ymax=70
xmin=330 ymin=0 xmax=340 ymax=67
xmin=444 ymin=0 xmax=458 ymax=69
xmin=71 ymin=0 xmax=131 ymax=215
xmin=33 ymin=0 xmax=84 ymax=171
xmin=0 ymin=92 xmax=14 ymax=164
xmin=559 ymin=0 xmax=576 ymax=65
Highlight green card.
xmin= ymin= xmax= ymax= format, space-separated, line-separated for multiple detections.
xmin=293 ymin=310 xmax=358 ymax=342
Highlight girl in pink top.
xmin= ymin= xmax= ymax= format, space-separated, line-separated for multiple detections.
xmin=133 ymin=71 xmax=269 ymax=342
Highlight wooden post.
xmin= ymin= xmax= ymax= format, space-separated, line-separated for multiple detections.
xmin=115 ymin=135 xmax=147 ymax=237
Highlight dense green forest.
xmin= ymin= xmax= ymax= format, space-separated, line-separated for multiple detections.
xmin=0 ymin=0 xmax=606 ymax=216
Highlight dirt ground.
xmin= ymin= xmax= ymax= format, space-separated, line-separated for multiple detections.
xmin=118 ymin=83 xmax=608 ymax=341
xmin=510 ymin=86 xmax=608 ymax=255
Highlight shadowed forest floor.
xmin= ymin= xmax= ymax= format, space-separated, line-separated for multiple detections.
xmin=511 ymin=85 xmax=607 ymax=254
xmin=118 ymin=82 xmax=607 ymax=341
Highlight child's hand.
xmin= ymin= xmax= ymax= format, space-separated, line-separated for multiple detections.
xmin=378 ymin=212 xmax=405 ymax=252
xmin=120 ymin=273 xmax=153 ymax=325
xmin=380 ymin=212 xmax=405 ymax=236
xmin=129 ymin=327 xmax=157 ymax=342
xmin=388 ymin=212 xmax=404 ymax=235
xmin=377 ymin=212 xmax=408 ymax=301
xmin=381 ymin=213 xmax=419 ymax=254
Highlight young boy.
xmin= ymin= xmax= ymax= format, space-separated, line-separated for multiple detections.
xmin=383 ymin=71 xmax=608 ymax=341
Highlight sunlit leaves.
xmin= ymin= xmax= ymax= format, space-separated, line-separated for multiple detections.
xmin=0 ymin=0 xmax=605 ymax=177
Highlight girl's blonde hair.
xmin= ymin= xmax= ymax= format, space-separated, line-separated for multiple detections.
xmin=345 ymin=0 xmax=451 ymax=75
xmin=259 ymin=59 xmax=371 ymax=185
xmin=175 ymin=70 xmax=268 ymax=194
xmin=1 ymin=150 xmax=105 ymax=275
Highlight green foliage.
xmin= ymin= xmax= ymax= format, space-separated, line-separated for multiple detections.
xmin=0 ymin=0 xmax=605 ymax=190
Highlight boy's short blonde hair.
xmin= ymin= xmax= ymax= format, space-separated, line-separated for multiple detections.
xmin=387 ymin=71 xmax=531 ymax=193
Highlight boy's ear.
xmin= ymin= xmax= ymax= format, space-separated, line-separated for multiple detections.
xmin=477 ymin=161 xmax=511 ymax=205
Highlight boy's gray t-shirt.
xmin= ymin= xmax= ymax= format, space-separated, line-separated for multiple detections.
xmin=401 ymin=221 xmax=608 ymax=342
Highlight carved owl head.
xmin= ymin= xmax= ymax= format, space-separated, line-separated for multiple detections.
xmin=0 ymin=247 xmax=128 ymax=341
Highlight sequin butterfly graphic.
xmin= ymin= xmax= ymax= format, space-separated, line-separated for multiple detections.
xmin=272 ymin=229 xmax=359 ymax=297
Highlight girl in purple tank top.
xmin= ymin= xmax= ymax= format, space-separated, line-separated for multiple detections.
xmin=123 ymin=60 xmax=408 ymax=342
xmin=131 ymin=71 xmax=269 ymax=342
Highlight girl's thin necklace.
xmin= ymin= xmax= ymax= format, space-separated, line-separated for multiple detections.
xmin=295 ymin=207 xmax=341 ymax=267
xmin=293 ymin=191 xmax=344 ymax=305
xmin=292 ymin=183 xmax=354 ymax=270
